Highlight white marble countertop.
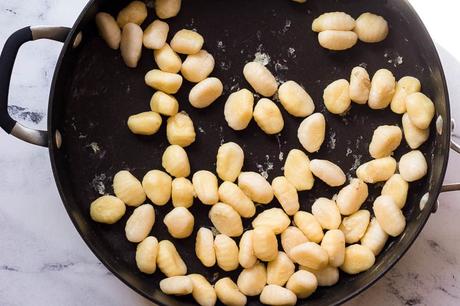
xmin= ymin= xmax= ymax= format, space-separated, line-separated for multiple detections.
xmin=1 ymin=1 xmax=460 ymax=305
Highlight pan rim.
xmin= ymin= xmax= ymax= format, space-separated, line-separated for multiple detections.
xmin=46 ymin=0 xmax=451 ymax=305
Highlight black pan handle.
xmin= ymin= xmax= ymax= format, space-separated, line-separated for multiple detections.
xmin=0 ymin=26 xmax=70 ymax=147
xmin=441 ymin=119 xmax=460 ymax=193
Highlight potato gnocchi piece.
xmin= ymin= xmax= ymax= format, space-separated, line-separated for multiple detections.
xmin=252 ymin=208 xmax=290 ymax=234
xmin=267 ymin=252 xmax=295 ymax=286
xmin=125 ymin=204 xmax=155 ymax=243
xmin=297 ymin=113 xmax=326 ymax=153
xmin=336 ymin=178 xmax=368 ymax=216
xmin=318 ymin=30 xmax=358 ymax=51
xmin=294 ymin=211 xmax=324 ymax=243
xmin=373 ymin=195 xmax=406 ymax=237
xmin=171 ymin=29 xmax=204 ymax=55
xmin=354 ymin=13 xmax=389 ymax=43
xmin=321 ymin=230 xmax=345 ymax=268
xmin=164 ymin=207 xmax=194 ymax=239
xmin=381 ymin=174 xmax=409 ymax=209
xmin=214 ymin=234 xmax=239 ymax=271
xmin=154 ymin=43 xmax=182 ymax=74
xmin=239 ymin=230 xmax=258 ymax=269
xmin=278 ymin=81 xmax=315 ymax=117
xmin=253 ymin=226 xmax=279 ymax=262
xmin=162 ymin=145 xmax=190 ymax=178
xmin=340 ymin=244 xmax=375 ymax=275
xmin=356 ymin=157 xmax=397 ymax=184
xmin=189 ymin=77 xmax=223 ymax=109
xmin=195 ymin=227 xmax=216 ymax=267
xmin=237 ymin=262 xmax=267 ymax=296
xmin=284 ymin=149 xmax=314 ymax=191
xmin=150 ymin=91 xmax=179 ymax=117
xmin=127 ymin=112 xmax=162 ymax=136
xmin=95 ymin=12 xmax=121 ymax=50
xmin=369 ymin=125 xmax=403 ymax=158
xmin=215 ymin=278 xmax=247 ymax=306
xmin=281 ymin=226 xmax=309 ymax=259
xmin=339 ymin=210 xmax=370 ymax=244
xmin=189 ymin=274 xmax=217 ymax=306
xmin=120 ymin=23 xmax=143 ymax=68
xmin=171 ymin=177 xmax=195 ymax=208
xmin=145 ymin=69 xmax=183 ymax=94
xmin=238 ymin=171 xmax=274 ymax=204
xmin=193 ymin=170 xmax=219 ymax=205
xmin=349 ymin=66 xmax=371 ymax=104
xmin=113 ymin=170 xmax=146 ymax=207
xmin=289 ymin=242 xmax=329 ymax=270
xmin=218 ymin=181 xmax=256 ymax=218
xmin=160 ymin=276 xmax=193 ymax=296
xmin=136 ymin=236 xmax=158 ymax=274
xmin=323 ymin=79 xmax=351 ymax=114
xmin=117 ymin=1 xmax=147 ymax=28
xmin=312 ymin=12 xmax=356 ymax=32
xmin=143 ymin=19 xmax=169 ymax=50
xmin=286 ymin=270 xmax=318 ymax=299
xmin=312 ymin=198 xmax=341 ymax=230
xmin=309 ymin=159 xmax=346 ymax=187
xmin=260 ymin=285 xmax=297 ymax=306
xmin=142 ymin=170 xmax=172 ymax=205
xmin=300 ymin=265 xmax=339 ymax=287
xmin=224 ymin=89 xmax=255 ymax=131
xmin=155 ymin=0 xmax=181 ymax=19
xmin=166 ymin=112 xmax=196 ymax=147
xmin=253 ymin=98 xmax=285 ymax=134
xmin=368 ymin=69 xmax=396 ymax=110
xmin=361 ymin=217 xmax=389 ymax=256
xmin=90 ymin=195 xmax=126 ymax=224
xmin=243 ymin=62 xmax=278 ymax=97
xmin=157 ymin=240 xmax=187 ymax=277
xmin=181 ymin=50 xmax=215 ymax=83
xmin=391 ymin=76 xmax=421 ymax=114
xmin=398 ymin=150 xmax=428 ymax=182
xmin=209 ymin=202 xmax=243 ymax=237
xmin=216 ymin=142 xmax=244 ymax=182
xmin=272 ymin=176 xmax=300 ymax=216
xmin=406 ymin=92 xmax=435 ymax=129
xmin=402 ymin=113 xmax=430 ymax=149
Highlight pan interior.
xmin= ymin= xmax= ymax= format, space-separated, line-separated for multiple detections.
xmin=49 ymin=0 xmax=450 ymax=305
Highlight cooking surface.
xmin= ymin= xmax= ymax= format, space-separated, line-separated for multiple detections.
xmin=1 ymin=0 xmax=459 ymax=305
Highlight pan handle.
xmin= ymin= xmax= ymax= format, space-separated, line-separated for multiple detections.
xmin=0 ymin=26 xmax=70 ymax=147
xmin=441 ymin=120 xmax=460 ymax=193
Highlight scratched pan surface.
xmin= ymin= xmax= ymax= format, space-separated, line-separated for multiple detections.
xmin=48 ymin=0 xmax=450 ymax=305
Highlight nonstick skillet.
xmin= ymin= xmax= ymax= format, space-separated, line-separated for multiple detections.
xmin=1 ymin=0 xmax=459 ymax=305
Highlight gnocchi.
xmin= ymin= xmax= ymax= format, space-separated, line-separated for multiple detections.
xmin=216 ymin=142 xmax=244 ymax=182
xmin=181 ymin=50 xmax=215 ymax=83
xmin=320 ymin=230 xmax=345 ymax=267
xmin=309 ymin=159 xmax=346 ymax=187
xmin=336 ymin=178 xmax=368 ymax=216
xmin=95 ymin=12 xmax=121 ymax=50
xmin=195 ymin=227 xmax=216 ymax=267
xmin=252 ymin=208 xmax=290 ymax=234
xmin=189 ymin=274 xmax=217 ymax=306
xmin=214 ymin=234 xmax=239 ymax=271
xmin=218 ymin=181 xmax=256 ymax=218
xmin=215 ymin=278 xmax=247 ymax=306
xmin=272 ymin=176 xmax=300 ymax=216
xmin=406 ymin=92 xmax=435 ymax=129
xmin=113 ymin=170 xmax=146 ymax=206
xmin=171 ymin=177 xmax=195 ymax=208
xmin=193 ymin=170 xmax=219 ymax=205
xmin=354 ymin=13 xmax=389 ymax=43
xmin=224 ymin=89 xmax=255 ymax=131
xmin=209 ymin=202 xmax=243 ymax=237
xmin=145 ymin=69 xmax=183 ymax=94
xmin=340 ymin=244 xmax=375 ymax=275
xmin=166 ymin=112 xmax=196 ymax=147
xmin=278 ymin=81 xmax=315 ymax=117
xmin=135 ymin=236 xmax=158 ymax=274
xmin=391 ymin=76 xmax=421 ymax=114
xmin=402 ymin=113 xmax=430 ymax=149
xmin=323 ymin=79 xmax=351 ymax=114
xmin=289 ymin=242 xmax=329 ymax=270
xmin=142 ymin=170 xmax=172 ymax=205
xmin=157 ymin=240 xmax=187 ymax=277
xmin=339 ymin=210 xmax=370 ymax=244
xmin=154 ymin=43 xmax=182 ymax=74
xmin=237 ymin=262 xmax=267 ymax=296
xmin=267 ymin=251 xmax=295 ymax=286
xmin=127 ymin=112 xmax=162 ymax=135
xmin=239 ymin=230 xmax=258 ymax=268
xmin=150 ymin=91 xmax=179 ymax=117
xmin=281 ymin=226 xmax=309 ymax=259
xmin=163 ymin=207 xmax=195 ymax=239
xmin=318 ymin=30 xmax=358 ymax=51
xmin=120 ymin=23 xmax=143 ymax=68
xmin=381 ymin=174 xmax=409 ymax=209
xmin=286 ymin=270 xmax=318 ymax=299
xmin=170 ymin=29 xmax=204 ymax=55
xmin=117 ymin=1 xmax=147 ymax=28
xmin=312 ymin=12 xmax=356 ymax=32
xmin=369 ymin=125 xmax=403 ymax=158
xmin=300 ymin=265 xmax=339 ymax=287
xmin=253 ymin=226 xmax=279 ymax=262
xmin=260 ymin=285 xmax=297 ymax=306
xmin=143 ymin=19 xmax=169 ymax=50
xmin=368 ymin=69 xmax=396 ymax=110
xmin=155 ymin=0 xmax=181 ymax=19
xmin=125 ymin=204 xmax=155 ymax=243
xmin=162 ymin=145 xmax=190 ymax=178
xmin=160 ymin=276 xmax=193 ymax=296
xmin=189 ymin=77 xmax=223 ymax=109
xmin=349 ymin=66 xmax=370 ymax=104
xmin=311 ymin=198 xmax=341 ymax=230
xmin=356 ymin=157 xmax=397 ymax=183
xmin=398 ymin=150 xmax=428 ymax=182
xmin=284 ymin=149 xmax=314 ymax=191
xmin=361 ymin=217 xmax=389 ymax=256
xmin=373 ymin=195 xmax=406 ymax=237
xmin=238 ymin=171 xmax=274 ymax=204
xmin=253 ymin=98 xmax=285 ymax=134
xmin=90 ymin=195 xmax=126 ymax=224
xmin=243 ymin=62 xmax=278 ymax=97
xmin=297 ymin=113 xmax=326 ymax=153
xmin=294 ymin=211 xmax=324 ymax=243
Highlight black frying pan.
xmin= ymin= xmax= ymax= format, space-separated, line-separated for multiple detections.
xmin=0 ymin=0 xmax=458 ymax=305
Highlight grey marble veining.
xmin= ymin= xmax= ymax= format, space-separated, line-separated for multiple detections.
xmin=0 ymin=1 xmax=460 ymax=306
